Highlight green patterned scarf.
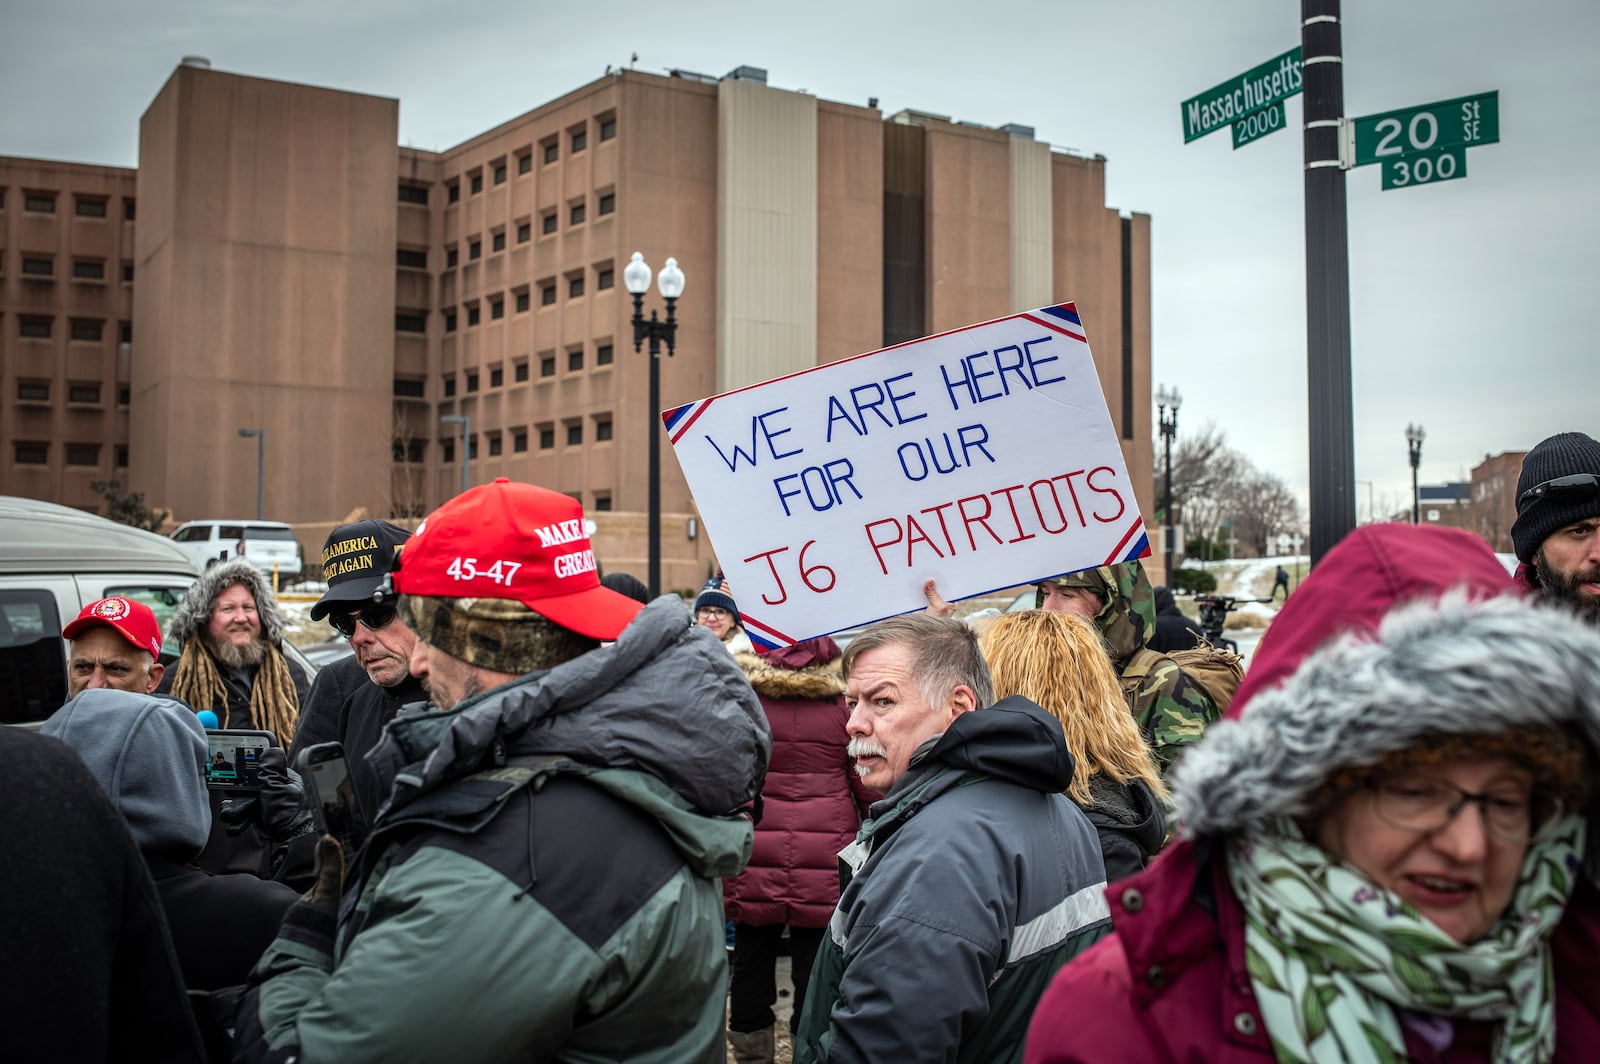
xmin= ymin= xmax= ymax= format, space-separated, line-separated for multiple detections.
xmin=1226 ymin=815 xmax=1585 ymax=1064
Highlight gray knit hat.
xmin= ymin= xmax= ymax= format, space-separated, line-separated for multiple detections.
xmin=1511 ymin=432 xmax=1600 ymax=563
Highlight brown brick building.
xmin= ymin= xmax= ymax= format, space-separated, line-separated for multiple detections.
xmin=1 ymin=61 xmax=1154 ymax=591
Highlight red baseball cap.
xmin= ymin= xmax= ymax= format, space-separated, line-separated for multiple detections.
xmin=394 ymin=478 xmax=644 ymax=641
xmin=63 ymin=596 xmax=164 ymax=658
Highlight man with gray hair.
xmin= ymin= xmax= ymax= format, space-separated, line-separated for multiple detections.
xmin=794 ymin=613 xmax=1109 ymax=1064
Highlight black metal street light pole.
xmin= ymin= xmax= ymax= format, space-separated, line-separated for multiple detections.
xmin=237 ymin=428 xmax=264 ymax=519
xmin=440 ymin=414 xmax=470 ymax=497
xmin=1406 ymin=422 xmax=1425 ymax=525
xmin=1155 ymin=384 xmax=1181 ymax=584
xmin=624 ymin=252 xmax=685 ymax=598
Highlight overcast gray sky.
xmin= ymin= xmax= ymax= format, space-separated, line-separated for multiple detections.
xmin=4 ymin=0 xmax=1594 ymax=521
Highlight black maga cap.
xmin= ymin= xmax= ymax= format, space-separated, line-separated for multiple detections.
xmin=310 ymin=520 xmax=412 ymax=621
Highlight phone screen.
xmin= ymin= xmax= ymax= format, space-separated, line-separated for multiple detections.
xmin=204 ymin=731 xmax=275 ymax=790
xmin=299 ymin=743 xmax=358 ymax=852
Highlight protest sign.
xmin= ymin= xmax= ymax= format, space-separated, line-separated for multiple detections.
xmin=666 ymin=302 xmax=1149 ymax=648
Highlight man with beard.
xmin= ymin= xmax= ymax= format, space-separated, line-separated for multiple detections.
xmin=1512 ymin=431 xmax=1600 ymax=624
xmin=162 ymin=559 xmax=309 ymax=743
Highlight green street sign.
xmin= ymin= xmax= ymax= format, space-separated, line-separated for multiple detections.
xmin=1380 ymin=146 xmax=1467 ymax=190
xmin=1181 ymin=47 xmax=1303 ymax=143
xmin=1232 ymin=101 xmax=1287 ymax=149
xmin=1353 ymin=91 xmax=1499 ymax=167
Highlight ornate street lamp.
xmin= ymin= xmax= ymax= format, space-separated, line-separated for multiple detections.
xmin=1406 ymin=422 xmax=1426 ymax=525
xmin=625 ymin=252 xmax=685 ymax=597
xmin=1155 ymin=385 xmax=1181 ymax=583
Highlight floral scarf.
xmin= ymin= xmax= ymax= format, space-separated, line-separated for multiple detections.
xmin=1226 ymin=815 xmax=1585 ymax=1064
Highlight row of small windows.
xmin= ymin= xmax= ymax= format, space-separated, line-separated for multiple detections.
xmin=14 ymin=380 xmax=128 ymax=406
xmin=404 ymin=417 xmax=615 ymax=464
xmin=12 ymin=442 xmax=128 ymax=466
xmin=1 ymin=189 xmax=135 ymax=219
xmin=12 ymin=255 xmax=134 ymax=283
xmin=425 ymin=191 xmax=617 ymax=272
xmin=434 ymin=268 xmax=616 ymax=334
xmin=431 ymin=114 xmax=619 ymax=206
xmin=392 ymin=343 xmax=615 ymax=399
xmin=14 ymin=316 xmax=133 ymax=342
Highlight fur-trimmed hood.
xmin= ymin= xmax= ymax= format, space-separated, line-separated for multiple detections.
xmin=167 ymin=559 xmax=290 ymax=648
xmin=1173 ymin=589 xmax=1600 ymax=844
xmin=734 ymin=639 xmax=846 ymax=701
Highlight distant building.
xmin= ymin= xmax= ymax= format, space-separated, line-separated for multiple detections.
xmin=1 ymin=61 xmax=1154 ymax=590
xmin=1416 ymin=481 xmax=1472 ymax=531
xmin=1469 ymin=450 xmax=1527 ymax=553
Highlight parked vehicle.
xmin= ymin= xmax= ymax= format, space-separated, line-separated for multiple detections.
xmin=170 ymin=519 xmax=304 ymax=582
xmin=0 ymin=497 xmax=317 ymax=726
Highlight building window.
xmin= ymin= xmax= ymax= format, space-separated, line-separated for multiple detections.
xmin=543 ymin=140 xmax=559 ymax=164
xmin=539 ymin=426 xmax=555 ymax=449
xmin=493 ymin=163 xmax=507 ymax=185
xmin=115 ymin=445 xmax=129 ymax=467
xmin=571 ymin=128 xmax=588 ymax=153
xmin=597 ymin=266 xmax=614 ymax=290
xmin=124 ymin=198 xmax=136 ymax=220
xmin=75 ymin=196 xmax=108 ymax=218
xmin=469 ymin=239 xmax=482 ymax=260
xmin=444 ymin=310 xmax=457 ymax=333
xmin=541 ymin=211 xmax=557 ymax=235
xmin=540 ymin=355 xmax=556 ymax=378
xmin=469 ymin=173 xmax=483 ymax=195
xmin=442 ymin=439 xmax=455 ymax=463
xmin=392 ymin=439 xmax=425 ymax=463
xmin=70 ymin=319 xmax=103 ymax=342
xmin=395 ymin=313 xmax=427 ymax=333
xmin=594 ymin=494 xmax=613 ymax=512
xmin=490 ymin=299 xmax=504 ymax=320
xmin=447 ymin=182 xmax=460 ymax=203
xmin=492 ymin=230 xmax=506 ymax=252
xmin=569 ymin=201 xmax=586 ymax=226
xmin=68 ymin=383 xmax=102 ymax=404
xmin=19 ymin=316 xmax=51 ymax=339
xmin=65 ymin=443 xmax=100 ymax=467
xmin=122 ymin=262 xmax=134 ymax=283
xmin=568 ymin=275 xmax=585 ymax=298
xmin=393 ymin=378 xmax=425 ymax=398
xmin=118 ymin=386 xmax=130 ymax=406
xmin=568 ymin=348 xmax=584 ymax=371
xmin=398 ymin=184 xmax=429 ymax=205
xmin=540 ymin=283 xmax=556 ymax=306
xmin=513 ymin=430 xmax=528 ymax=453
xmin=567 ymin=423 xmax=583 ymax=446
xmin=396 ymin=248 xmax=428 ymax=269
xmin=514 ymin=361 xmax=529 ymax=382
xmin=598 ymin=191 xmax=615 ymax=215
xmin=120 ymin=321 xmax=132 ymax=343
xmin=516 ymin=221 xmax=531 ymax=243
xmin=466 ymin=373 xmax=479 ymax=393
xmin=599 ymin=115 xmax=617 ymax=141
xmin=488 ymin=434 xmax=503 ymax=457
xmin=24 ymin=192 xmax=55 ymax=213
xmin=17 ymin=381 xmax=50 ymax=402
xmin=446 ymin=246 xmax=459 ymax=269
xmin=595 ymin=418 xmax=613 ymax=442
xmin=517 ymin=152 xmax=532 ymax=174
xmin=22 ymin=256 xmax=54 ymax=277
xmin=596 ymin=342 xmax=614 ymax=366
xmin=490 ymin=367 xmax=504 ymax=388
xmin=468 ymin=435 xmax=479 ymax=460
xmin=15 ymin=442 xmax=48 ymax=464
xmin=444 ymin=377 xmax=457 ymax=397
xmin=467 ymin=304 xmax=481 ymax=327
xmin=515 ymin=291 xmax=530 ymax=313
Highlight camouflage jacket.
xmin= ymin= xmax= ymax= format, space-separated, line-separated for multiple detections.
xmin=1039 ymin=562 xmax=1221 ymax=773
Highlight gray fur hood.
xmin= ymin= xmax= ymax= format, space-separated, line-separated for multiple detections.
xmin=1172 ymin=590 xmax=1600 ymax=842
xmin=167 ymin=558 xmax=290 ymax=647
xmin=369 ymin=594 xmax=772 ymax=818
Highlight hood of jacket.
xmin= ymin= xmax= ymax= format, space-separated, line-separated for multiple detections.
xmin=41 ymin=689 xmax=211 ymax=857
xmin=1172 ymin=525 xmax=1600 ymax=848
xmin=167 ymin=558 xmax=290 ymax=648
xmin=369 ymin=595 xmax=771 ymax=821
xmin=1086 ymin=775 xmax=1167 ymax=852
xmin=910 ymin=695 xmax=1076 ymax=795
xmin=1153 ymin=584 xmax=1180 ymax=617
xmin=735 ymin=644 xmax=845 ymax=702
xmin=1044 ymin=561 xmax=1155 ymax=664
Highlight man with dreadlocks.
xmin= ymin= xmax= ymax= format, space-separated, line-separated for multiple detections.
xmin=161 ymin=558 xmax=309 ymax=746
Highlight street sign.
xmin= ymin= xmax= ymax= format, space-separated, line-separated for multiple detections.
xmin=1352 ymin=91 xmax=1498 ymax=167
xmin=1232 ymin=101 xmax=1287 ymax=149
xmin=1181 ymin=47 xmax=1303 ymax=143
xmin=1380 ymin=145 xmax=1466 ymax=190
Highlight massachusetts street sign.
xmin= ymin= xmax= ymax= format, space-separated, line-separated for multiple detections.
xmin=1380 ymin=145 xmax=1467 ymax=190
xmin=1353 ymin=91 xmax=1499 ymax=167
xmin=1232 ymin=101 xmax=1287 ymax=149
xmin=1181 ymin=47 xmax=1304 ymax=143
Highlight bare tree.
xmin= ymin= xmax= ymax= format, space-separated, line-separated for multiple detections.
xmin=1227 ymin=470 xmax=1302 ymax=555
xmin=389 ymin=415 xmax=430 ymax=518
xmin=1155 ymin=421 xmax=1304 ymax=558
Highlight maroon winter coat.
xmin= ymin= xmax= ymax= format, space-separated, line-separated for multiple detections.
xmin=722 ymin=639 xmax=874 ymax=929
xmin=1024 ymin=524 xmax=1600 ymax=1062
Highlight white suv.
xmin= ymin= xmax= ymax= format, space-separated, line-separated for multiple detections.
xmin=170 ymin=520 xmax=305 ymax=583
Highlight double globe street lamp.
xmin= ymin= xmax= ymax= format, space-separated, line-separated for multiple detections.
xmin=1406 ymin=422 xmax=1426 ymax=525
xmin=624 ymin=252 xmax=686 ymax=597
xmin=1155 ymin=385 xmax=1182 ymax=583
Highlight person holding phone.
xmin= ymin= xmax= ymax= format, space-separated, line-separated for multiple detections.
xmin=235 ymin=479 xmax=771 ymax=1064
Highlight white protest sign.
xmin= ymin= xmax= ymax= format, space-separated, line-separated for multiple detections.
xmin=665 ymin=302 xmax=1149 ymax=648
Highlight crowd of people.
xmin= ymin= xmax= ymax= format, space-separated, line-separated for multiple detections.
xmin=2 ymin=428 xmax=1597 ymax=1064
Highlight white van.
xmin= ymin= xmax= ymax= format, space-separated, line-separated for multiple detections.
xmin=170 ymin=520 xmax=305 ymax=582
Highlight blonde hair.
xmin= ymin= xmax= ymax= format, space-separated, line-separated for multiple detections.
xmin=980 ymin=610 xmax=1167 ymax=807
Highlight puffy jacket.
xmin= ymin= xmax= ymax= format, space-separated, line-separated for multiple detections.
xmin=235 ymin=596 xmax=771 ymax=1063
xmin=723 ymin=639 xmax=875 ymax=929
xmin=795 ymin=698 xmax=1109 ymax=1064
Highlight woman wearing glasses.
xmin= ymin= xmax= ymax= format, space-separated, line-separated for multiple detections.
xmin=1025 ymin=523 xmax=1600 ymax=1063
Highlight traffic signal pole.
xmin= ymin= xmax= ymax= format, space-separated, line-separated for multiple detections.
xmin=1301 ymin=0 xmax=1356 ymax=565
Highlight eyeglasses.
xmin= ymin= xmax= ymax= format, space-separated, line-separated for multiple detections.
xmin=1367 ymin=772 xmax=1562 ymax=844
xmin=1517 ymin=473 xmax=1600 ymax=508
xmin=696 ymin=607 xmax=731 ymax=620
xmin=329 ymin=603 xmax=399 ymax=639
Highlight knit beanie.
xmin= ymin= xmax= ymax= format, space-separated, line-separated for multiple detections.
xmin=695 ymin=573 xmax=740 ymax=624
xmin=1511 ymin=432 xmax=1600 ymax=563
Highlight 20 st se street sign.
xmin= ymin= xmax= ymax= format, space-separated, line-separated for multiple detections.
xmin=1353 ymin=91 xmax=1499 ymax=167
xmin=1181 ymin=47 xmax=1303 ymax=143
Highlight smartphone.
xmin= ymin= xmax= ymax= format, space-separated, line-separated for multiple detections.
xmin=295 ymin=742 xmax=358 ymax=853
xmin=204 ymin=729 xmax=277 ymax=791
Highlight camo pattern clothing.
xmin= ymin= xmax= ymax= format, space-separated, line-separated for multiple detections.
xmin=1038 ymin=561 xmax=1220 ymax=773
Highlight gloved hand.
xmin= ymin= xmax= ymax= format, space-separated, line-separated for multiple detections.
xmin=218 ymin=748 xmax=317 ymax=842
xmin=303 ymin=834 xmax=346 ymax=908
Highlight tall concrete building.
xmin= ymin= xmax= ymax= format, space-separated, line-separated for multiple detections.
xmin=2 ymin=61 xmax=1154 ymax=591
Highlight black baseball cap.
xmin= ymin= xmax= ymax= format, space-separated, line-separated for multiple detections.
xmin=309 ymin=520 xmax=412 ymax=621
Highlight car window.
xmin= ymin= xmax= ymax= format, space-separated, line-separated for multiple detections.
xmin=105 ymin=584 xmax=190 ymax=640
xmin=172 ymin=526 xmax=206 ymax=543
xmin=244 ymin=527 xmax=296 ymax=541
xmin=0 ymin=589 xmax=67 ymax=724
xmin=219 ymin=525 xmax=245 ymax=540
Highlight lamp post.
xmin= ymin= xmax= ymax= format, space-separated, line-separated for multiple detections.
xmin=1405 ymin=423 xmax=1426 ymax=525
xmin=441 ymin=414 xmax=470 ymax=497
xmin=1155 ymin=384 xmax=1181 ymax=585
xmin=625 ymin=251 xmax=685 ymax=598
xmin=237 ymin=428 xmax=264 ymax=519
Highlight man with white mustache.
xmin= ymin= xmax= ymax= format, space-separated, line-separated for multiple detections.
xmin=794 ymin=614 xmax=1110 ymax=1064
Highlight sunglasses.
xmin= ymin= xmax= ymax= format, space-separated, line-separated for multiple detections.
xmin=1518 ymin=473 xmax=1600 ymax=508
xmin=328 ymin=603 xmax=399 ymax=639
